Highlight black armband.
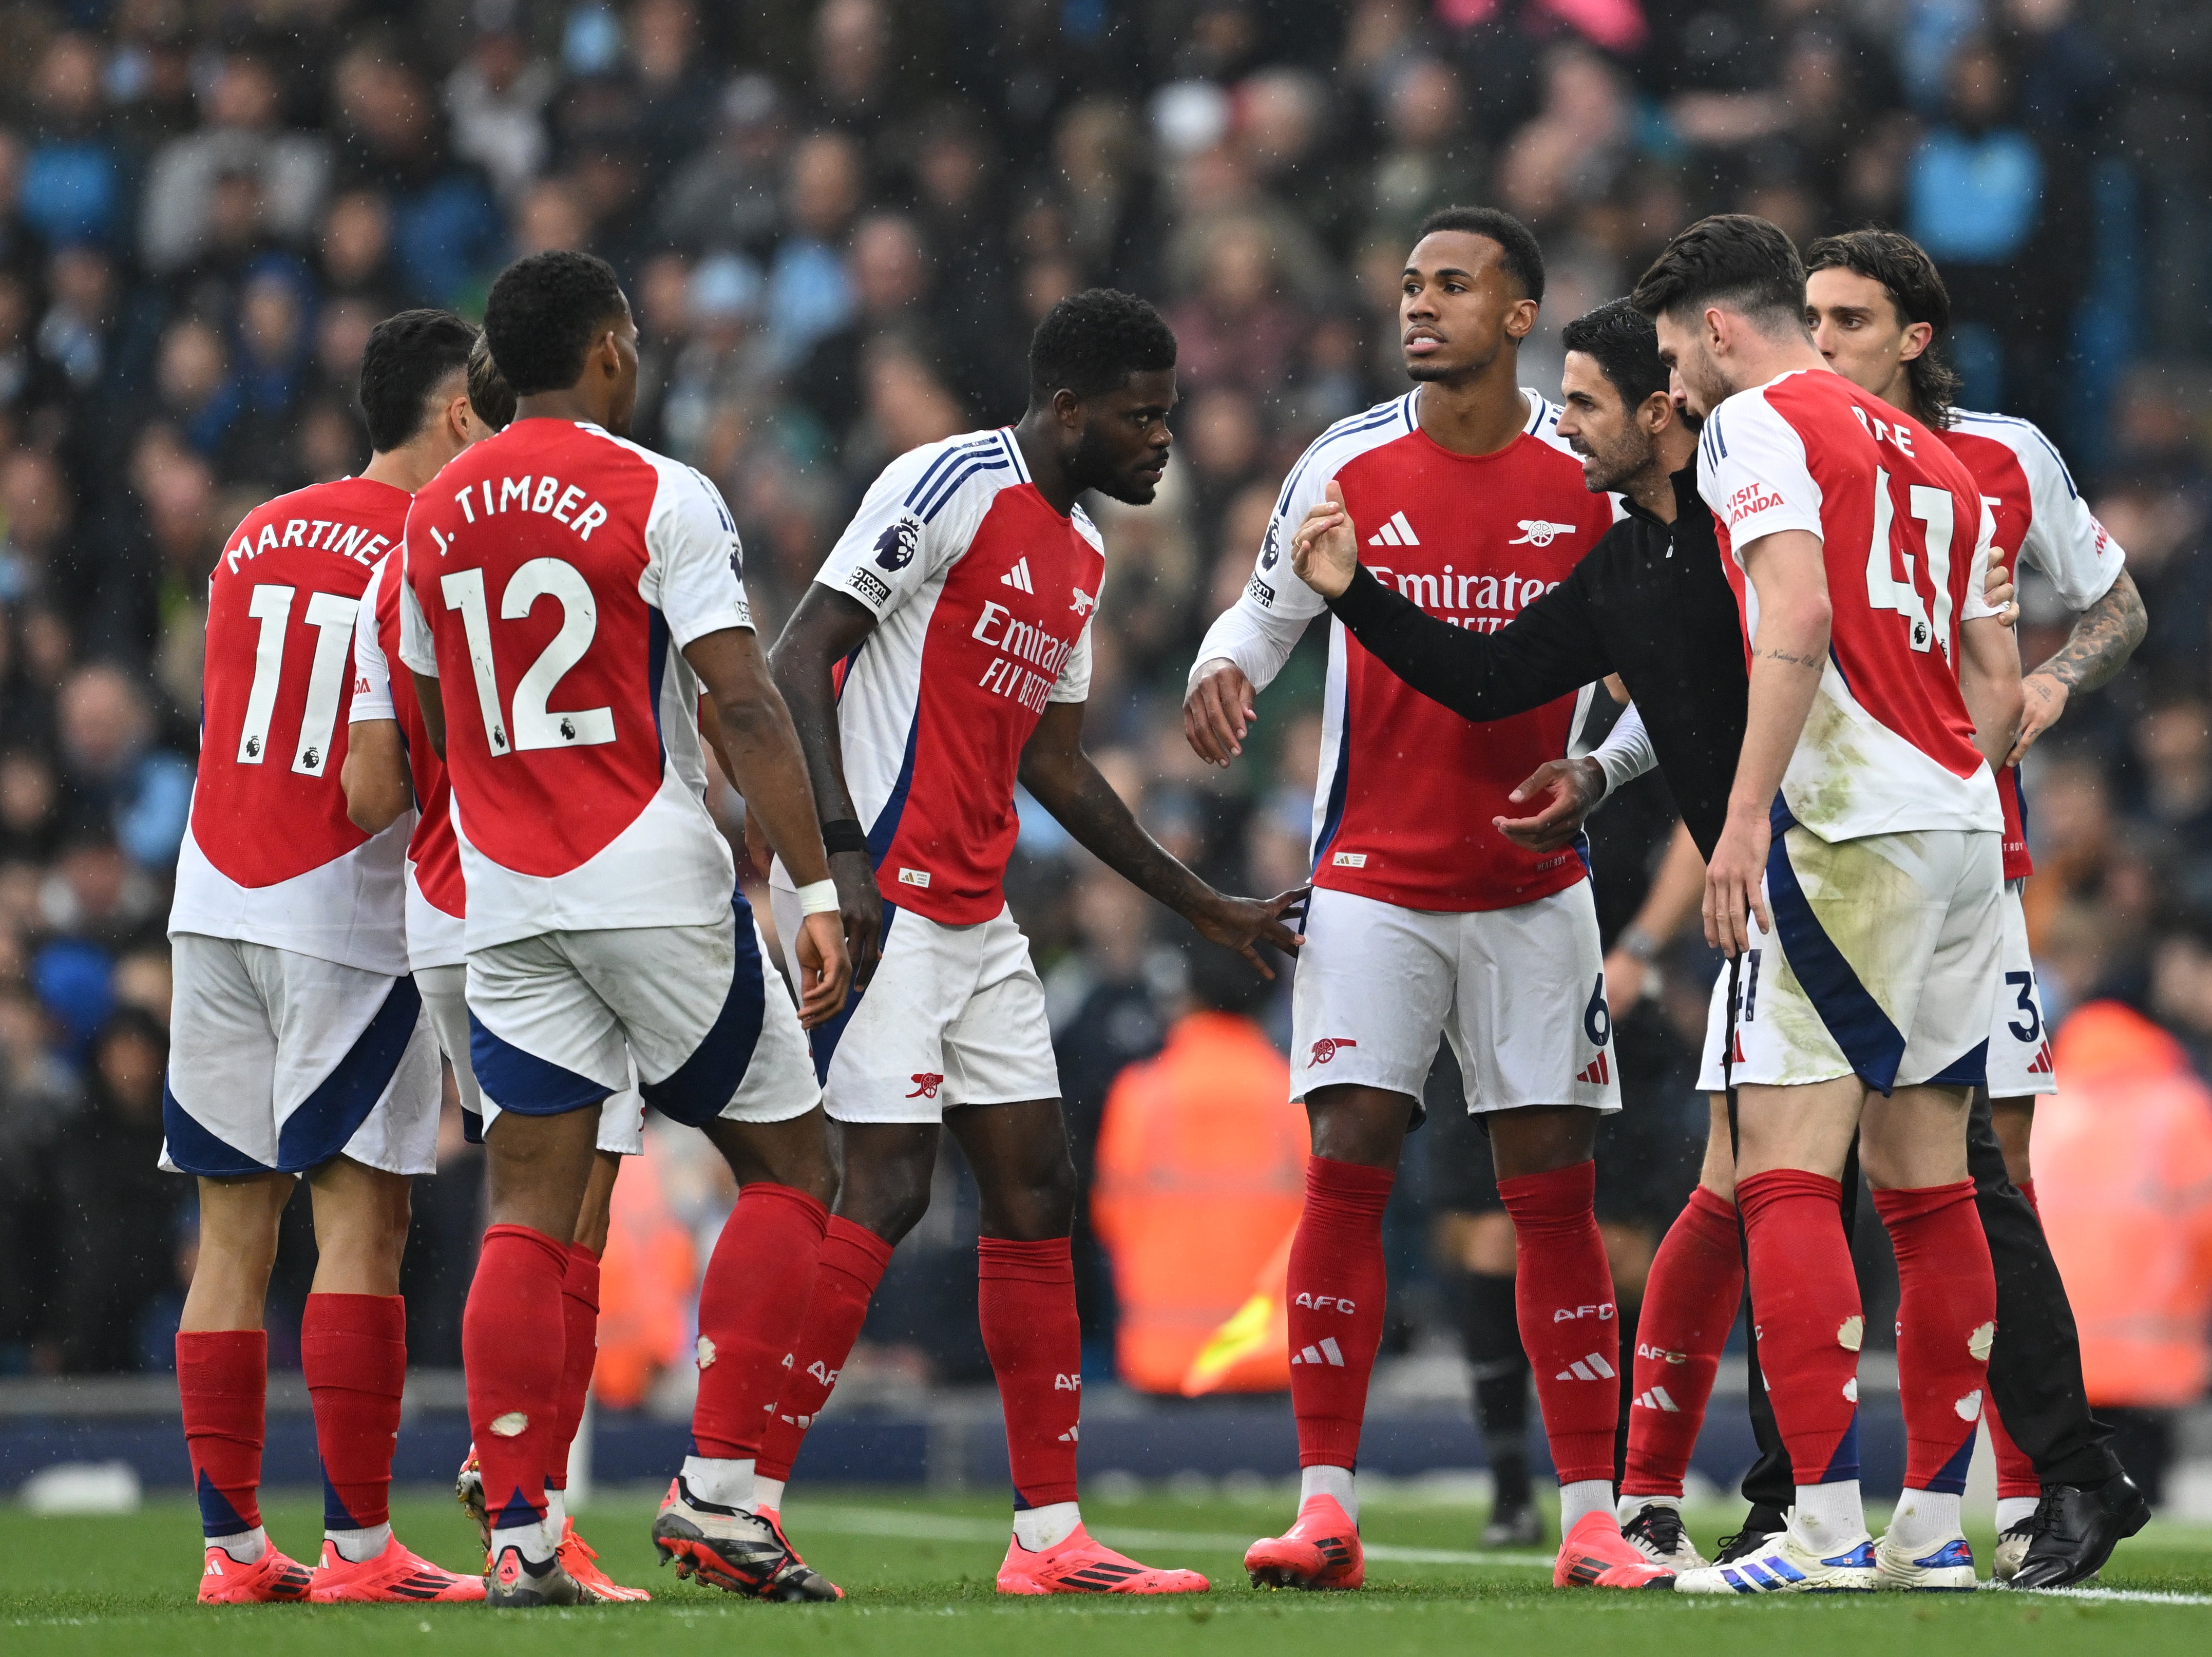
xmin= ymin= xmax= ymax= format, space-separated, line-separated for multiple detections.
xmin=821 ymin=818 xmax=868 ymax=856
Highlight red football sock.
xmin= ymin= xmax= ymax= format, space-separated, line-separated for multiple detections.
xmin=692 ymin=1183 xmax=829 ymax=1460
xmin=178 ymin=1328 xmax=267 ymax=1538
xmin=1498 ymin=1159 xmax=1620 ymax=1487
xmin=758 ymin=1216 xmax=894 ymax=1483
xmin=1286 ymin=1156 xmax=1394 ymax=1468
xmin=545 ymin=1243 xmax=601 ymax=1492
xmin=1737 ymin=1169 xmax=1862 ymax=1485
xmin=1873 ymin=1180 xmax=1995 ymax=1494
xmin=464 ymin=1223 xmax=569 ymax=1533
xmin=977 ymin=1235 xmax=1082 ymax=1507
xmin=1622 ymin=1184 xmax=1744 ymax=1497
xmin=301 ymin=1293 xmax=406 ymax=1532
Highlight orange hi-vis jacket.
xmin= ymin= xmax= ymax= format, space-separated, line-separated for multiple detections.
xmin=2038 ymin=1000 xmax=2212 ymax=1408
xmin=1091 ymin=1011 xmax=1306 ymax=1394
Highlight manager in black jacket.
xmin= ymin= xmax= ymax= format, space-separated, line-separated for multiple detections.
xmin=1262 ymin=297 xmax=2137 ymax=1591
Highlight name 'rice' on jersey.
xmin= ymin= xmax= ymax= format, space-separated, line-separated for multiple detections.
xmin=396 ymin=417 xmax=752 ymax=949
xmin=1698 ymin=369 xmax=2003 ymax=842
xmin=1932 ymin=409 xmax=2127 ymax=881
xmin=1242 ymin=390 xmax=1616 ymax=911
xmin=797 ymin=427 xmax=1101 ymax=925
xmin=170 ymin=476 xmax=412 ymax=974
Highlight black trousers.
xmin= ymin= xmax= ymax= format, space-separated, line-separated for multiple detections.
xmin=1736 ymin=1091 xmax=2120 ymax=1509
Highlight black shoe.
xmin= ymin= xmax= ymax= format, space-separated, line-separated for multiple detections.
xmin=1481 ymin=1499 xmax=1546 ymax=1549
xmin=2006 ymin=1472 xmax=2152 ymax=1591
xmin=1712 ymin=1503 xmax=1788 ymax=1566
xmin=1620 ymin=1502 xmax=1707 ymax=1570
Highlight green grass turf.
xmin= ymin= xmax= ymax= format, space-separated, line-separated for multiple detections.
xmin=4 ymin=1487 xmax=2210 ymax=1655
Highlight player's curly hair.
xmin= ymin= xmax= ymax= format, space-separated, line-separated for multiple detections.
xmin=466 ymin=331 xmax=515 ymax=430
xmin=1416 ymin=205 xmax=1546 ymax=303
xmin=1026 ymin=288 xmax=1177 ymax=407
xmin=1805 ymin=228 xmax=1963 ymax=428
xmin=357 ymin=308 xmax=477 ymax=452
xmin=1561 ymin=298 xmax=1668 ymax=411
xmin=483 ymin=250 xmax=627 ymax=397
xmin=1631 ymin=213 xmax=1808 ymax=339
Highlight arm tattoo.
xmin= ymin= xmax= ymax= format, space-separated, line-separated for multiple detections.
xmin=1758 ymin=647 xmax=1825 ymax=669
xmin=2030 ymin=572 xmax=2147 ymax=695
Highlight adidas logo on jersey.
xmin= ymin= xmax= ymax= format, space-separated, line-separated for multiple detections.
xmin=1367 ymin=510 xmax=1419 ymax=547
xmin=1057 ymin=1426 xmax=1079 ymax=1442
xmin=2026 ymin=1040 xmax=2053 ymax=1076
xmin=1556 ymin=1351 xmax=1617 ymax=1382
xmin=1292 ymin=1337 xmax=1347 ymax=1367
xmin=1634 ymin=1386 xmax=1682 ymax=1413
xmin=1001 ymin=557 xmax=1035 ymax=592
xmin=1578 ymin=1052 xmax=1610 ymax=1085
xmin=1507 ymin=520 xmax=1579 ymax=547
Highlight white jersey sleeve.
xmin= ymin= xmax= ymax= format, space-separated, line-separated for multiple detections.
xmin=1591 ymin=701 xmax=1657 ymax=795
xmin=349 ymin=554 xmax=396 ymax=722
xmin=1961 ymin=498 xmax=2003 ymax=622
xmin=397 ymin=556 xmax=436 ymax=678
xmin=1050 ymin=512 xmax=1103 ymax=704
xmin=2010 ymin=423 xmax=2125 ymax=611
xmin=1190 ymin=394 xmax=1420 ymax=695
xmin=644 ymin=465 xmax=753 ymax=647
xmin=816 ymin=434 xmax=1004 ymax=623
xmin=1699 ymin=392 xmax=1825 ymax=550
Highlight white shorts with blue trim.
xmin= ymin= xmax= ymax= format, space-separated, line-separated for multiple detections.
xmin=1983 ymin=881 xmax=2055 ymax=1099
xmin=416 ymin=962 xmax=647 ymax=1153
xmin=161 ymin=934 xmax=442 ymax=1177
xmin=1695 ymin=822 xmax=2003 ymax=1095
xmin=1288 ymin=883 xmax=1620 ymax=1114
xmin=463 ymin=898 xmax=818 ymax=1131
xmin=771 ymin=887 xmax=1058 ymax=1125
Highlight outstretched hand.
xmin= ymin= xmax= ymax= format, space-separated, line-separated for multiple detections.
xmin=1193 ymin=886 xmax=1309 ymax=977
xmin=1495 ymin=756 xmax=1605 ymax=852
xmin=1289 ymin=480 xmax=1360 ymax=600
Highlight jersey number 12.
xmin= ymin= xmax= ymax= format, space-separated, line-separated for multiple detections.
xmin=441 ymin=558 xmax=617 ymax=756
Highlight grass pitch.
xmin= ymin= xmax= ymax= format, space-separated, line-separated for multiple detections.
xmin=4 ymin=1486 xmax=2209 ymax=1655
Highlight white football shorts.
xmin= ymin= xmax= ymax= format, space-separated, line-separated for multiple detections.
xmin=1983 ymin=881 xmax=2056 ymax=1099
xmin=464 ymin=897 xmax=817 ymax=1130
xmin=771 ymin=887 xmax=1059 ymax=1124
xmin=1694 ymin=820 xmax=2003 ymax=1095
xmin=162 ymin=934 xmax=442 ymax=1177
xmin=415 ymin=962 xmax=647 ymax=1154
xmin=1288 ymin=882 xmax=1620 ymax=1114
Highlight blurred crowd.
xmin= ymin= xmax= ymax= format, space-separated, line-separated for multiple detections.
xmin=0 ymin=0 xmax=2208 ymax=1471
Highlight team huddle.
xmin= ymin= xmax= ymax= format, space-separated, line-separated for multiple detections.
xmin=160 ymin=206 xmax=2146 ymax=1607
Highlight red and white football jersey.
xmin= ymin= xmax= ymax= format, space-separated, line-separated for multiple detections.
xmin=1934 ymin=410 xmax=2126 ymax=881
xmin=350 ymin=553 xmax=465 ymax=969
xmin=1699 ymin=369 xmax=2003 ymax=842
xmin=1226 ymin=390 xmax=1615 ymax=912
xmin=396 ymin=419 xmax=751 ymax=950
xmin=792 ymin=428 xmax=1100 ymax=926
xmin=170 ymin=477 xmax=411 ymax=975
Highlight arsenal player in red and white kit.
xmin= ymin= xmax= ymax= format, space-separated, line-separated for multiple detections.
xmin=398 ymin=253 xmax=848 ymax=1607
xmin=339 ymin=338 xmax=650 ymax=1604
xmin=1635 ymin=216 xmax=2025 ymax=1595
xmin=761 ymin=290 xmax=1298 ymax=1596
xmin=1185 ymin=208 xmax=1653 ymax=1592
xmin=164 ymin=309 xmax=486 ymax=1606
xmin=1803 ymin=227 xmax=2146 ymax=1576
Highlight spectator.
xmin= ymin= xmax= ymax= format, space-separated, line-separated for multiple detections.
xmin=764 ymin=129 xmax=862 ymax=369
xmin=139 ymin=52 xmax=330 ymax=276
xmin=444 ymin=23 xmax=557 ymax=204
xmin=21 ymin=34 xmax=123 ymax=250
xmin=656 ymin=74 xmax=789 ymax=258
xmin=54 ymin=663 xmax=193 ymax=871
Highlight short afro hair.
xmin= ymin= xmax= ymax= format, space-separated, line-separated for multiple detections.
xmin=1560 ymin=297 xmax=1669 ymax=412
xmin=1027 ymin=288 xmax=1177 ymax=407
xmin=1414 ymin=206 xmax=1546 ymax=303
xmin=467 ymin=331 xmax=515 ymax=430
xmin=1631 ymin=214 xmax=1807 ymax=337
xmin=1805 ymin=227 xmax=1962 ymax=425
xmin=357 ymin=308 xmax=478 ymax=452
xmin=483 ymin=251 xmax=628 ymax=397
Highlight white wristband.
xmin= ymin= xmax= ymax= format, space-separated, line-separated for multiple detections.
xmin=795 ymin=880 xmax=840 ymax=917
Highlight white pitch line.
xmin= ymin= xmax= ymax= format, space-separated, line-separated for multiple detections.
xmin=2015 ymin=1586 xmax=2212 ymax=1608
